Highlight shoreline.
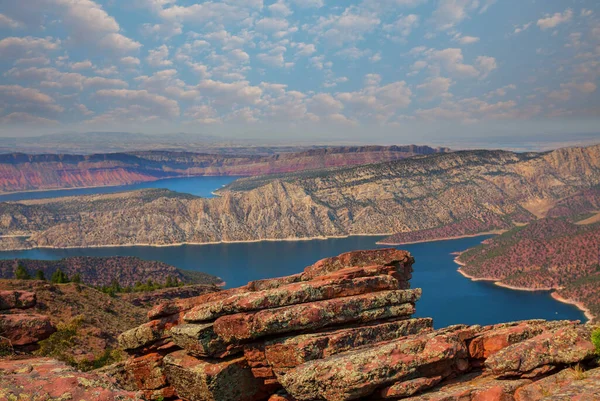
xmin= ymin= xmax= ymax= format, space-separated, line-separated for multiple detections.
xmin=455 ymin=258 xmax=593 ymax=322
xmin=376 ymin=230 xmax=505 ymax=246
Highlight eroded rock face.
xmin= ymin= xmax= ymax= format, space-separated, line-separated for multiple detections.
xmin=0 ymin=313 xmax=55 ymax=345
xmin=0 ymin=290 xmax=36 ymax=310
xmin=114 ymin=249 xmax=600 ymax=401
xmin=0 ymin=358 xmax=143 ymax=401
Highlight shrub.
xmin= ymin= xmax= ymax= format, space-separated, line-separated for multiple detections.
xmin=36 ymin=316 xmax=83 ymax=365
xmin=35 ymin=270 xmax=46 ymax=281
xmin=592 ymin=328 xmax=600 ymax=355
xmin=14 ymin=264 xmax=31 ymax=280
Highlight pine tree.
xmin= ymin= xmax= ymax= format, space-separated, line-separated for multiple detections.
xmin=15 ymin=264 xmax=31 ymax=280
xmin=35 ymin=270 xmax=46 ymax=281
xmin=71 ymin=273 xmax=81 ymax=284
xmin=51 ymin=268 xmax=70 ymax=284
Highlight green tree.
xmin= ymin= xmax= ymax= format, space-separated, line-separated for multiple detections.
xmin=35 ymin=270 xmax=46 ymax=281
xmin=51 ymin=268 xmax=70 ymax=284
xmin=14 ymin=264 xmax=31 ymax=280
xmin=165 ymin=275 xmax=174 ymax=288
xmin=592 ymin=328 xmax=600 ymax=355
xmin=71 ymin=273 xmax=81 ymax=284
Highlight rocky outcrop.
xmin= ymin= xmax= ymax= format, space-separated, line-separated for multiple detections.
xmin=0 ymin=313 xmax=55 ymax=346
xmin=0 ymin=357 xmax=143 ymax=400
xmin=111 ymin=249 xmax=600 ymax=401
xmin=0 ymin=290 xmax=36 ymax=310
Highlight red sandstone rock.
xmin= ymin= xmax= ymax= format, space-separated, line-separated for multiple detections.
xmin=0 ymin=357 xmax=143 ymax=400
xmin=214 ymin=289 xmax=420 ymax=343
xmin=302 ymin=249 xmax=414 ymax=280
xmin=163 ymin=350 xmax=269 ymax=401
xmin=148 ymin=287 xmax=247 ymax=320
xmin=170 ymin=323 xmax=242 ymax=358
xmin=184 ymin=274 xmax=403 ymax=322
xmin=124 ymin=353 xmax=168 ymax=391
xmin=0 ymin=313 xmax=55 ymax=346
xmin=268 ymin=392 xmax=298 ymax=401
xmin=0 ymin=290 xmax=36 ymax=310
xmin=514 ymin=366 xmax=600 ymax=400
xmin=402 ymin=372 xmax=531 ymax=401
xmin=379 ymin=376 xmax=443 ymax=399
xmin=247 ymin=274 xmax=303 ymax=292
xmin=468 ymin=320 xmax=574 ymax=359
xmin=278 ymin=330 xmax=467 ymax=401
xmin=486 ymin=325 xmax=596 ymax=376
xmin=118 ymin=314 xmax=181 ymax=351
xmin=264 ymin=317 xmax=433 ymax=370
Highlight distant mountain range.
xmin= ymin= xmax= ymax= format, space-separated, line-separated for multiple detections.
xmin=1 ymin=144 xmax=599 ymax=251
xmin=0 ymin=145 xmax=447 ymax=194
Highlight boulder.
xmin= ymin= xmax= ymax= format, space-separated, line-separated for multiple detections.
xmin=124 ymin=353 xmax=168 ymax=391
xmin=0 ymin=314 xmax=55 ymax=346
xmin=486 ymin=325 xmax=596 ymax=376
xmin=302 ymin=248 xmax=414 ymax=280
xmin=118 ymin=314 xmax=180 ymax=351
xmin=170 ymin=323 xmax=242 ymax=358
xmin=0 ymin=357 xmax=143 ymax=401
xmin=265 ymin=317 xmax=433 ymax=370
xmin=278 ymin=330 xmax=468 ymax=401
xmin=184 ymin=274 xmax=403 ymax=322
xmin=0 ymin=290 xmax=36 ymax=310
xmin=214 ymin=289 xmax=420 ymax=343
xmin=163 ymin=350 xmax=269 ymax=401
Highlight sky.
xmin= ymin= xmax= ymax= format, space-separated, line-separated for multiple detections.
xmin=0 ymin=0 xmax=599 ymax=143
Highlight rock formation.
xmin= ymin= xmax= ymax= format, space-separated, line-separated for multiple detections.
xmin=111 ymin=249 xmax=600 ymax=401
xmin=0 ymin=290 xmax=55 ymax=349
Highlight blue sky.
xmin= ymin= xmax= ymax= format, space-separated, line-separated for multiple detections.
xmin=0 ymin=0 xmax=598 ymax=143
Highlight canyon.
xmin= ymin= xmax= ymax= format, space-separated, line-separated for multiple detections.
xmin=1 ymin=144 xmax=599 ymax=251
xmin=0 ymin=145 xmax=445 ymax=194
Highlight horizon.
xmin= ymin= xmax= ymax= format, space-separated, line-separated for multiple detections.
xmin=0 ymin=1 xmax=599 ymax=141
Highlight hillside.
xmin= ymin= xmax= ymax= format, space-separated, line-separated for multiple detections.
xmin=0 ymin=144 xmax=598 ymax=250
xmin=457 ymin=217 xmax=600 ymax=321
xmin=0 ymin=145 xmax=445 ymax=193
xmin=0 ymin=256 xmax=222 ymax=287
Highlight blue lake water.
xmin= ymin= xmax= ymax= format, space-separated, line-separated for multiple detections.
xmin=0 ymin=176 xmax=239 ymax=202
xmin=0 ymin=235 xmax=586 ymax=328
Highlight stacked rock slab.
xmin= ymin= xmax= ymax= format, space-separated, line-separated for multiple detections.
xmin=117 ymin=249 xmax=600 ymax=401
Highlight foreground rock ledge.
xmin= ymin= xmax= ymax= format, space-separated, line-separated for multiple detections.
xmin=67 ymin=249 xmax=600 ymax=400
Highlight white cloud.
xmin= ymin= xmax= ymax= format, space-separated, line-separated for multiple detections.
xmin=537 ymin=9 xmax=573 ymax=30
xmin=95 ymin=89 xmax=180 ymax=118
xmin=0 ymin=36 xmax=60 ymax=59
xmin=417 ymin=77 xmax=453 ymax=101
xmin=7 ymin=67 xmax=128 ymax=91
xmin=432 ymin=0 xmax=480 ymax=31
xmin=121 ymin=56 xmax=141 ymax=67
xmin=197 ymin=79 xmax=263 ymax=105
xmin=475 ymin=56 xmax=497 ymax=78
xmin=561 ymin=81 xmax=597 ymax=94
xmin=514 ymin=22 xmax=532 ymax=35
xmin=0 ymin=13 xmax=23 ymax=29
xmin=184 ymin=104 xmax=220 ymax=124
xmin=268 ymin=1 xmax=292 ymax=17
xmin=76 ymin=104 xmax=94 ymax=115
xmin=0 ymin=112 xmax=59 ymax=125
xmin=309 ymin=93 xmax=344 ymax=114
xmin=288 ymin=0 xmax=323 ymax=8
xmin=311 ymin=7 xmax=380 ymax=46
xmin=429 ymin=48 xmax=479 ymax=78
xmin=383 ymin=14 xmax=419 ymax=39
xmin=70 ymin=60 xmax=93 ymax=70
xmin=456 ymin=35 xmax=479 ymax=45
xmin=0 ymin=84 xmax=64 ymax=113
xmin=147 ymin=45 xmax=173 ymax=68
xmin=292 ymin=42 xmax=316 ymax=57
xmin=257 ymin=46 xmax=291 ymax=67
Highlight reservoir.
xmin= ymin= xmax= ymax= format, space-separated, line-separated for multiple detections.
xmin=0 ymin=175 xmax=586 ymax=327
xmin=0 ymin=235 xmax=586 ymax=328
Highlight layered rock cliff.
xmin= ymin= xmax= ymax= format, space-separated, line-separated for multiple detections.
xmin=0 ymin=145 xmax=444 ymax=193
xmin=107 ymin=249 xmax=600 ymax=401
xmin=1 ymin=144 xmax=599 ymax=250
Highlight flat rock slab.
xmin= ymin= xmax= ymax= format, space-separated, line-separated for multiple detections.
xmin=148 ymin=287 xmax=246 ymax=320
xmin=0 ymin=313 xmax=55 ymax=346
xmin=402 ymin=372 xmax=531 ymax=401
xmin=265 ymin=317 xmax=433 ymax=370
xmin=163 ymin=350 xmax=268 ymax=401
xmin=278 ymin=330 xmax=467 ymax=401
xmin=302 ymin=249 xmax=413 ymax=280
xmin=184 ymin=274 xmax=402 ymax=322
xmin=124 ymin=353 xmax=168 ymax=391
xmin=0 ymin=290 xmax=36 ymax=310
xmin=514 ymin=366 xmax=600 ymax=401
xmin=0 ymin=357 xmax=143 ymax=401
xmin=171 ymin=323 xmax=242 ymax=358
xmin=214 ymin=289 xmax=421 ymax=343
xmin=469 ymin=320 xmax=575 ymax=359
xmin=118 ymin=314 xmax=180 ymax=351
xmin=486 ymin=325 xmax=596 ymax=376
